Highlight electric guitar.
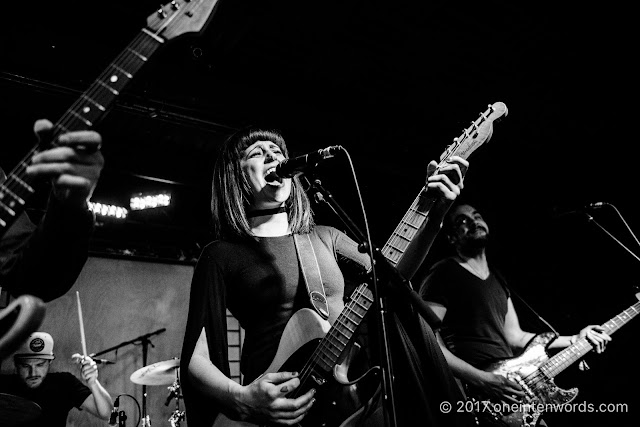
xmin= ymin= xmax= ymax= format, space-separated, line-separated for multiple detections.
xmin=467 ymin=298 xmax=640 ymax=427
xmin=0 ymin=0 xmax=220 ymax=358
xmin=212 ymin=102 xmax=508 ymax=427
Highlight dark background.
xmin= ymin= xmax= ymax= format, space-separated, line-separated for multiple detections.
xmin=1 ymin=1 xmax=637 ymax=425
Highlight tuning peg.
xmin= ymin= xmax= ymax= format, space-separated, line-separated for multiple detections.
xmin=157 ymin=6 xmax=168 ymax=18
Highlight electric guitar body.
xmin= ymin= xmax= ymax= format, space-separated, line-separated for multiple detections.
xmin=467 ymin=300 xmax=640 ymax=427
xmin=213 ymin=288 xmax=381 ymax=427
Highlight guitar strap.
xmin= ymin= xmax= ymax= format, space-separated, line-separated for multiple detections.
xmin=293 ymin=233 xmax=330 ymax=320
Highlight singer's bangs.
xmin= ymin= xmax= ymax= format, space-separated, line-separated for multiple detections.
xmin=234 ymin=129 xmax=289 ymax=160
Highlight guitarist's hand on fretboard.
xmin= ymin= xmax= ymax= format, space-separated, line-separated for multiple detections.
xmin=576 ymin=324 xmax=612 ymax=353
xmin=28 ymin=119 xmax=104 ymax=207
xmin=425 ymin=155 xmax=468 ymax=220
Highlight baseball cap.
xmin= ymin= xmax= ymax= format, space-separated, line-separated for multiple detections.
xmin=14 ymin=332 xmax=55 ymax=360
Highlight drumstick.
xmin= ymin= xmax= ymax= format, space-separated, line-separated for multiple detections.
xmin=76 ymin=291 xmax=88 ymax=357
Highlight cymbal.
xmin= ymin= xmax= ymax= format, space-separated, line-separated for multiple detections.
xmin=0 ymin=393 xmax=42 ymax=426
xmin=130 ymin=358 xmax=180 ymax=386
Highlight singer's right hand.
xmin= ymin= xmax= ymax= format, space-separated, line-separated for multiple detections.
xmin=232 ymin=371 xmax=316 ymax=425
xmin=425 ymin=156 xmax=468 ymax=218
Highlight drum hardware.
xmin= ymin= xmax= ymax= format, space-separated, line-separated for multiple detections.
xmin=130 ymin=357 xmax=184 ymax=426
xmin=92 ymin=328 xmax=167 ymax=427
xmin=0 ymin=393 xmax=42 ymax=427
xmin=165 ymin=372 xmax=185 ymax=427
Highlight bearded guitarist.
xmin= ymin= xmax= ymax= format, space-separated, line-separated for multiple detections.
xmin=1 ymin=119 xmax=103 ymax=356
xmin=418 ymin=203 xmax=611 ymax=426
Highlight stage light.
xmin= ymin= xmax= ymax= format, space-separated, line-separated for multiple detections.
xmin=88 ymin=202 xmax=128 ymax=219
xmin=130 ymin=192 xmax=171 ymax=211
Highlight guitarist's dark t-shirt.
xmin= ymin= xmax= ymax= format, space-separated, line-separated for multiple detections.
xmin=420 ymin=258 xmax=513 ymax=368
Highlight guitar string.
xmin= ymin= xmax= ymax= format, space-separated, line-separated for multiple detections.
xmin=289 ymin=286 xmax=368 ymax=398
xmin=384 ymin=192 xmax=425 ymax=263
xmin=384 ymin=125 xmax=483 ymax=261
xmin=2 ymin=30 xmax=154 ymax=200
xmin=520 ymin=338 xmax=591 ymax=391
xmin=1 ymin=0 xmax=188 ymax=199
xmin=381 ymin=106 xmax=501 ymax=259
xmin=518 ymin=305 xmax=639 ymax=391
xmin=292 ymin=287 xmax=364 ymax=394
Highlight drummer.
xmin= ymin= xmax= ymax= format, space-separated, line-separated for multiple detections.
xmin=0 ymin=331 xmax=113 ymax=426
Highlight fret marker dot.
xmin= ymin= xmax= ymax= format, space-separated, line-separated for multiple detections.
xmin=83 ymin=106 xmax=91 ymax=113
xmin=110 ymin=75 xmax=118 ymax=83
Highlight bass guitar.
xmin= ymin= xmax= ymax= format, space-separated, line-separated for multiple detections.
xmin=0 ymin=0 xmax=220 ymax=358
xmin=467 ymin=298 xmax=640 ymax=427
xmin=212 ymin=102 xmax=508 ymax=427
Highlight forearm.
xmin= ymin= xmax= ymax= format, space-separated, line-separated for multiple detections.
xmin=88 ymin=380 xmax=113 ymax=419
xmin=438 ymin=340 xmax=490 ymax=387
xmin=548 ymin=334 xmax=576 ymax=349
xmin=189 ymin=353 xmax=244 ymax=416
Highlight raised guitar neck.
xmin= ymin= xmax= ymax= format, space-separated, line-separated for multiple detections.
xmin=294 ymin=102 xmax=507 ymax=393
xmin=0 ymin=31 xmax=163 ymax=234
xmin=0 ymin=0 xmax=220 ymax=237
xmin=540 ymin=300 xmax=640 ymax=378
xmin=381 ymin=102 xmax=507 ymax=266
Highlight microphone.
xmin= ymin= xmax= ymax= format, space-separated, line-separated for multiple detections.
xmin=586 ymin=202 xmax=607 ymax=209
xmin=551 ymin=202 xmax=606 ymax=218
xmin=274 ymin=146 xmax=341 ymax=178
xmin=109 ymin=396 xmax=120 ymax=426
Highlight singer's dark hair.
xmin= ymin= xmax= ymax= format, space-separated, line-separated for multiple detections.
xmin=211 ymin=127 xmax=314 ymax=241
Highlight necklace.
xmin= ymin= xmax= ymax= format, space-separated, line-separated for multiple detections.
xmin=247 ymin=206 xmax=287 ymax=218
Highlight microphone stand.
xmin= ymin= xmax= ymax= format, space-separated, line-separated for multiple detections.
xmin=308 ymin=176 xmax=451 ymax=427
xmin=585 ymin=209 xmax=640 ymax=265
xmin=92 ymin=328 xmax=167 ymax=427
xmin=308 ymin=177 xmax=397 ymax=427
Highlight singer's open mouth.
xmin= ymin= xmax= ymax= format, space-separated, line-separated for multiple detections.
xmin=264 ymin=167 xmax=282 ymax=185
